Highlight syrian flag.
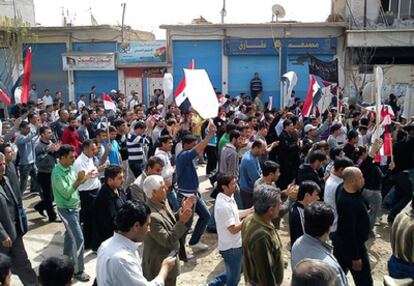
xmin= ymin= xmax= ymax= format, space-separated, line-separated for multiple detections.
xmin=0 ymin=82 xmax=12 ymax=106
xmin=21 ymin=47 xmax=32 ymax=104
xmin=372 ymin=105 xmax=393 ymax=162
xmin=102 ymin=93 xmax=116 ymax=111
xmin=11 ymin=73 xmax=23 ymax=104
xmin=363 ymin=104 xmax=395 ymax=121
xmin=174 ymin=59 xmax=194 ymax=106
xmin=301 ymin=75 xmax=321 ymax=117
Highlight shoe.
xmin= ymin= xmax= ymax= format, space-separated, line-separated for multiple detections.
xmin=74 ymin=272 xmax=90 ymax=282
xmin=189 ymin=242 xmax=209 ymax=252
xmin=49 ymin=217 xmax=62 ymax=223
xmin=34 ymin=205 xmax=46 ymax=217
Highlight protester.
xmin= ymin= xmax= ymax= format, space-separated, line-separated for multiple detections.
xmin=96 ymin=200 xmax=176 ymax=285
xmin=238 ymin=139 xmax=266 ymax=208
xmin=208 ymin=175 xmax=253 ymax=286
xmin=291 ymin=202 xmax=348 ymax=286
xmin=388 ymin=200 xmax=414 ymax=280
xmin=289 ymin=180 xmax=321 ymax=247
xmin=333 ymin=167 xmax=373 ymax=286
xmin=142 ymin=175 xmax=194 ymax=286
xmin=242 ymin=187 xmax=283 ymax=286
xmin=291 ymin=259 xmax=337 ymax=286
xmin=35 ymin=126 xmax=61 ymax=222
xmin=93 ymin=165 xmax=126 ymax=251
xmin=51 ymin=145 xmax=93 ymax=282
xmin=175 ymin=122 xmax=217 ymax=252
xmin=38 ymin=256 xmax=74 ymax=286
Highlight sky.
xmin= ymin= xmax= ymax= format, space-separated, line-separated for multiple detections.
xmin=33 ymin=0 xmax=332 ymax=39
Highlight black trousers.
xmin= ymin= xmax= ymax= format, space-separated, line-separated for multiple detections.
xmin=240 ymin=190 xmax=253 ymax=209
xmin=79 ymin=189 xmax=99 ymax=249
xmin=35 ymin=172 xmax=57 ymax=220
xmin=333 ymin=243 xmax=373 ymax=286
xmin=205 ymin=145 xmax=217 ymax=175
xmin=0 ymin=236 xmax=37 ymax=286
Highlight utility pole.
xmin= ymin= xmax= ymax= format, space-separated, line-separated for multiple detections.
xmin=121 ymin=3 xmax=126 ymax=44
xmin=221 ymin=0 xmax=226 ymax=24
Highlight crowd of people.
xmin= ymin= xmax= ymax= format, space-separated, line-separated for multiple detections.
xmin=0 ymin=82 xmax=413 ymax=286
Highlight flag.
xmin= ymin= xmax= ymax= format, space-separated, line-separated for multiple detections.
xmin=183 ymin=68 xmax=218 ymax=119
xmin=308 ymin=55 xmax=338 ymax=83
xmin=372 ymin=104 xmax=393 ymax=161
xmin=0 ymin=89 xmax=11 ymax=106
xmin=301 ymin=75 xmax=321 ymax=118
xmin=21 ymin=47 xmax=32 ymax=104
xmin=363 ymin=104 xmax=395 ymax=121
xmin=281 ymin=71 xmax=297 ymax=107
xmin=11 ymin=73 xmax=23 ymax=104
xmin=174 ymin=60 xmax=194 ymax=106
xmin=0 ymin=82 xmax=12 ymax=106
xmin=318 ymin=86 xmax=332 ymax=114
xmin=102 ymin=93 xmax=116 ymax=111
xmin=162 ymin=73 xmax=173 ymax=103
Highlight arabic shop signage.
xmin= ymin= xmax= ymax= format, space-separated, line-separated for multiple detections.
xmin=117 ymin=41 xmax=167 ymax=66
xmin=223 ymin=38 xmax=336 ymax=56
xmin=62 ymin=52 xmax=116 ymax=71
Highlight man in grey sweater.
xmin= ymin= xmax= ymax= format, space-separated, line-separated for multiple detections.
xmin=35 ymin=126 xmax=61 ymax=222
xmin=291 ymin=201 xmax=348 ymax=286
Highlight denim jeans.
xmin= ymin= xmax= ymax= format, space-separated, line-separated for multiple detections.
xmin=58 ymin=208 xmax=85 ymax=274
xmin=362 ymin=189 xmax=382 ymax=230
xmin=208 ymin=247 xmax=243 ymax=286
xmin=388 ymin=255 xmax=414 ymax=280
xmin=167 ymin=189 xmax=180 ymax=212
xmin=177 ymin=191 xmax=210 ymax=245
xmin=19 ymin=163 xmax=40 ymax=195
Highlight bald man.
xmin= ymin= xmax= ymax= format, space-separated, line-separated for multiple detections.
xmin=333 ymin=167 xmax=373 ymax=286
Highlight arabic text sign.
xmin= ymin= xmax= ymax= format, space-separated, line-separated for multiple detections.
xmin=223 ymin=38 xmax=336 ymax=56
xmin=62 ymin=53 xmax=115 ymax=71
xmin=117 ymin=41 xmax=167 ymax=65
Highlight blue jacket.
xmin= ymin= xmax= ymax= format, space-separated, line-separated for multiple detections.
xmin=239 ymin=151 xmax=261 ymax=193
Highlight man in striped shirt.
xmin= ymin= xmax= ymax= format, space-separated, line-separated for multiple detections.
xmin=127 ymin=120 xmax=152 ymax=178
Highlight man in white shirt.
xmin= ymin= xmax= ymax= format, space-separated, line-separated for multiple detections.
xmin=73 ymin=139 xmax=106 ymax=249
xmin=42 ymin=89 xmax=53 ymax=108
xmin=96 ymin=200 xmax=175 ymax=286
xmin=154 ymin=135 xmax=178 ymax=211
xmin=78 ymin=94 xmax=86 ymax=110
xmin=323 ymin=157 xmax=353 ymax=239
xmin=208 ymin=175 xmax=253 ymax=286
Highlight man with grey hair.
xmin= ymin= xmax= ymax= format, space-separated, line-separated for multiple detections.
xmin=241 ymin=187 xmax=283 ymax=286
xmin=142 ymin=175 xmax=195 ymax=286
xmin=0 ymin=152 xmax=37 ymax=285
xmin=292 ymin=259 xmax=337 ymax=286
xmin=333 ymin=167 xmax=372 ymax=286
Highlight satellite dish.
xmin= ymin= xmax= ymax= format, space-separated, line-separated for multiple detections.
xmin=272 ymin=4 xmax=286 ymax=22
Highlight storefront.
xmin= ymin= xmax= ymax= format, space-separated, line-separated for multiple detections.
xmin=117 ymin=41 xmax=168 ymax=105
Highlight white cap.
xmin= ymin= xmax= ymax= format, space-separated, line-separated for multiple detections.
xmin=304 ymin=124 xmax=317 ymax=133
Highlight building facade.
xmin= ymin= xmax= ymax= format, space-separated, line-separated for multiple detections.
xmin=160 ymin=23 xmax=346 ymax=108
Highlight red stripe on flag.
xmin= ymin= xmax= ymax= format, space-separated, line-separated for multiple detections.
xmin=174 ymin=60 xmax=194 ymax=97
xmin=301 ymin=75 xmax=316 ymax=117
xmin=0 ymin=89 xmax=11 ymax=106
xmin=21 ymin=47 xmax=32 ymax=104
xmin=102 ymin=93 xmax=113 ymax=103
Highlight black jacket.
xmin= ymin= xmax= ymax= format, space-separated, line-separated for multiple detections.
xmin=289 ymin=201 xmax=305 ymax=248
xmin=334 ymin=185 xmax=370 ymax=260
xmin=296 ymin=163 xmax=325 ymax=194
xmin=93 ymin=184 xmax=126 ymax=249
xmin=359 ymin=155 xmax=385 ymax=190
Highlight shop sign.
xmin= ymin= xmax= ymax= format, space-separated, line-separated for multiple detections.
xmin=62 ymin=52 xmax=115 ymax=71
xmin=117 ymin=41 xmax=167 ymax=65
xmin=223 ymin=38 xmax=336 ymax=56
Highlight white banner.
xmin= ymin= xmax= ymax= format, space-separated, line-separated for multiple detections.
xmin=62 ymin=53 xmax=115 ymax=71
xmin=184 ymin=69 xmax=218 ymax=119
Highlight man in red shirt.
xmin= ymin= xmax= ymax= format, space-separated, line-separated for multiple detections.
xmin=62 ymin=116 xmax=81 ymax=156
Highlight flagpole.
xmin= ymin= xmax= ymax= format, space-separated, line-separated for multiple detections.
xmin=336 ymin=85 xmax=340 ymax=121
